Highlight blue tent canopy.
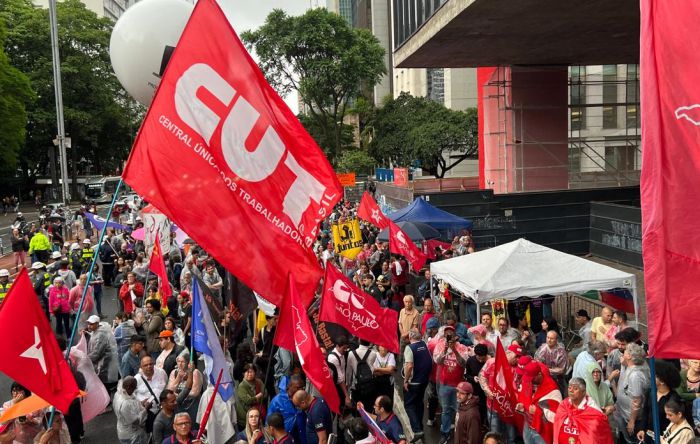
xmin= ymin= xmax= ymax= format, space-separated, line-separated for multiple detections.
xmin=388 ymin=197 xmax=473 ymax=231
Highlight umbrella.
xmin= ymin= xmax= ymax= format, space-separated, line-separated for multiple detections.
xmin=377 ymin=221 xmax=441 ymax=242
xmin=48 ymin=212 xmax=65 ymax=221
xmin=131 ymin=227 xmax=145 ymax=241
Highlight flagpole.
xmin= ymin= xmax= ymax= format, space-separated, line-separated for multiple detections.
xmin=649 ymin=357 xmax=661 ymax=444
xmin=197 ymin=368 xmax=224 ymax=440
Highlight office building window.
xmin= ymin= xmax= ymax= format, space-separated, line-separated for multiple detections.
xmin=626 ymin=64 xmax=640 ymax=129
xmin=570 ymin=66 xmax=586 ymax=131
xmin=602 ymin=65 xmax=618 ymax=129
xmin=605 ymin=145 xmax=635 ymax=171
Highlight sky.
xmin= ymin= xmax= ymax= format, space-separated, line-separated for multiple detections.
xmin=219 ymin=0 xmax=317 ymax=113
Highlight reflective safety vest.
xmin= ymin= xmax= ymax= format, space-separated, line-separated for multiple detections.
xmin=81 ymin=248 xmax=94 ymax=266
xmin=0 ymin=281 xmax=12 ymax=303
xmin=43 ymin=272 xmax=51 ymax=289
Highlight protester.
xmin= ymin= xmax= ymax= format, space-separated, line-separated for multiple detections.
xmin=403 ymin=329 xmax=432 ymax=440
xmin=347 ymin=340 xmax=377 ymax=409
xmin=534 ymin=330 xmax=569 ymax=396
xmin=655 ymin=399 xmax=695 ymax=444
xmin=236 ymin=364 xmax=268 ymax=429
xmin=553 ymin=377 xmax=613 ymax=444
xmin=85 ymin=315 xmax=120 ymax=389
xmin=373 ymin=396 xmax=406 ymax=444
xmin=114 ymin=376 xmax=148 ymax=444
xmin=292 ymin=390 xmax=333 ymax=444
xmin=371 ymin=345 xmax=396 ymax=401
xmin=49 ymin=276 xmax=71 ymax=337
xmin=455 ymin=381 xmax=481 ymax=444
xmin=165 ymin=412 xmax=202 ymax=444
xmin=614 ymin=343 xmax=650 ymax=444
xmin=267 ymin=375 xmax=304 ymax=442
xmin=166 ymin=356 xmax=202 ymax=419
xmin=233 ymin=407 xmax=266 ymax=444
xmin=120 ymin=335 xmax=146 ymax=378
xmin=637 ymin=359 xmax=682 ymax=443
xmin=434 ymin=325 xmax=470 ymax=444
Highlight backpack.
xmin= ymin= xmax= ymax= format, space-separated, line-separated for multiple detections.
xmin=352 ymin=349 xmax=374 ymax=386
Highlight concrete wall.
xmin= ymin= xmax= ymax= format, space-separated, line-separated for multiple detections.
xmin=444 ymin=68 xmax=477 ymax=110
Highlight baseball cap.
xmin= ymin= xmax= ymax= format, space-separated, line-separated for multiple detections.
xmin=158 ymin=330 xmax=174 ymax=339
xmin=32 ymin=261 xmax=47 ymax=270
xmin=456 ymin=381 xmax=473 ymax=394
xmin=426 ymin=317 xmax=440 ymax=330
xmin=443 ymin=325 xmax=456 ymax=333
xmin=515 ymin=356 xmax=533 ymax=375
xmin=507 ymin=343 xmax=524 ymax=357
xmin=522 ymin=361 xmax=542 ymax=379
xmin=468 ymin=324 xmax=487 ymax=336
xmin=87 ymin=315 xmax=101 ymax=324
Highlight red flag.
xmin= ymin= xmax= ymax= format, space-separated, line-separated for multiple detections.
xmin=357 ymin=192 xmax=389 ymax=229
xmin=489 ymin=338 xmax=520 ymax=430
xmin=640 ymin=0 xmax=700 ymax=357
xmin=320 ymin=265 xmax=399 ymax=353
xmin=423 ymin=239 xmax=452 ymax=260
xmin=553 ymin=398 xmax=613 ymax=444
xmin=388 ymin=220 xmax=427 ymax=270
xmin=122 ymin=0 xmax=341 ymax=306
xmin=0 ymin=270 xmax=80 ymax=413
xmin=274 ymin=275 xmax=341 ymax=413
xmin=148 ymin=232 xmax=172 ymax=301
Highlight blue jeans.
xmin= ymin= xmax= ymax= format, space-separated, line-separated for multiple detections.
xmin=523 ymin=425 xmax=546 ymax=444
xmin=404 ymin=382 xmax=427 ymax=433
xmin=438 ymin=384 xmax=457 ymax=435
xmin=489 ymin=409 xmax=517 ymax=444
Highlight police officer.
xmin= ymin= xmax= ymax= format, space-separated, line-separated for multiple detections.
xmin=30 ymin=262 xmax=51 ymax=318
xmin=0 ymin=269 xmax=12 ymax=304
xmin=80 ymin=238 xmax=94 ymax=273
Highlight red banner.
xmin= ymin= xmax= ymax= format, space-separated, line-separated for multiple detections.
xmin=148 ymin=232 xmax=172 ymax=301
xmin=489 ymin=338 xmax=520 ymax=429
xmin=0 ymin=270 xmax=80 ymax=413
xmin=320 ymin=265 xmax=399 ymax=353
xmin=275 ymin=275 xmax=341 ymax=414
xmin=388 ymin=220 xmax=427 ymax=270
xmin=393 ymin=168 xmax=408 ymax=187
xmin=357 ymin=192 xmax=389 ymax=229
xmin=640 ymin=0 xmax=700 ymax=357
xmin=122 ymin=0 xmax=341 ymax=306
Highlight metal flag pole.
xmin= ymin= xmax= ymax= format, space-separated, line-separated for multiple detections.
xmin=649 ymin=357 xmax=661 ymax=444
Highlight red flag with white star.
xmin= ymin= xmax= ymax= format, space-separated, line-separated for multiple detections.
xmin=0 ymin=270 xmax=80 ymax=413
xmin=388 ymin=220 xmax=427 ymax=270
xmin=148 ymin=232 xmax=172 ymax=301
xmin=357 ymin=192 xmax=390 ymax=229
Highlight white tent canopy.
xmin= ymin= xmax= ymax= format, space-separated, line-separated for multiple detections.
xmin=430 ymin=238 xmax=638 ymax=319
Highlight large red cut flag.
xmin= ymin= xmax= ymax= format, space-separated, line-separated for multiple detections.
xmin=148 ymin=232 xmax=172 ymax=301
xmin=489 ymin=338 xmax=521 ymax=431
xmin=122 ymin=0 xmax=341 ymax=306
xmin=0 ymin=270 xmax=80 ymax=413
xmin=274 ymin=275 xmax=341 ymax=413
xmin=640 ymin=0 xmax=700 ymax=357
xmin=388 ymin=220 xmax=427 ymax=270
xmin=357 ymin=192 xmax=389 ymax=229
xmin=320 ymin=265 xmax=399 ymax=353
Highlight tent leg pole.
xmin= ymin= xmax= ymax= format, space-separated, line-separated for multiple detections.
xmin=476 ymin=301 xmax=481 ymax=321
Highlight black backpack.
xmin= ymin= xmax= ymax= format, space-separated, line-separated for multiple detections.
xmin=352 ymin=349 xmax=374 ymax=386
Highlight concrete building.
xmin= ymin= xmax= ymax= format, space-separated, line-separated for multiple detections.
xmin=390 ymin=0 xmax=640 ymax=193
xmin=33 ymin=0 xmax=132 ymax=20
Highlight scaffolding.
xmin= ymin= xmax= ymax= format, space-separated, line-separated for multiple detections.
xmin=482 ymin=65 xmax=641 ymax=193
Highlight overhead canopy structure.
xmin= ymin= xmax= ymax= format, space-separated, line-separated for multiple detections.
xmin=389 ymin=197 xmax=473 ymax=231
xmin=430 ymin=238 xmax=638 ymax=319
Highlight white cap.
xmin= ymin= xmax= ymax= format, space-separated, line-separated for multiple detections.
xmin=87 ymin=315 xmax=101 ymax=324
xmin=70 ymin=243 xmax=80 ymax=250
xmin=0 ymin=269 xmax=9 ymax=277
xmin=32 ymin=262 xmax=46 ymax=270
xmin=51 ymin=251 xmax=62 ymax=259
xmin=17 ymin=212 xmax=22 ymax=217
xmin=82 ymin=239 xmax=91 ymax=244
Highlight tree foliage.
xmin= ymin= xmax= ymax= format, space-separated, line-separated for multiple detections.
xmin=241 ymin=8 xmax=385 ymax=165
xmin=336 ymin=149 xmax=375 ymax=175
xmin=0 ymin=18 xmax=34 ymax=174
xmin=0 ymin=0 xmax=142 ymax=190
xmin=369 ymin=93 xmax=478 ymax=178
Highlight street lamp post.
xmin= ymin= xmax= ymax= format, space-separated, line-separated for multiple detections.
xmin=48 ymin=0 xmax=70 ymax=204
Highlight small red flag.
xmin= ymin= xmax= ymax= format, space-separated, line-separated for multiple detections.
xmin=388 ymin=220 xmax=427 ymax=270
xmin=357 ymin=192 xmax=390 ymax=229
xmin=489 ymin=338 xmax=521 ymax=431
xmin=275 ymin=275 xmax=340 ymax=413
xmin=320 ymin=265 xmax=399 ymax=353
xmin=122 ymin=0 xmax=340 ymax=307
xmin=640 ymin=0 xmax=700 ymax=358
xmin=0 ymin=270 xmax=80 ymax=413
xmin=148 ymin=232 xmax=172 ymax=301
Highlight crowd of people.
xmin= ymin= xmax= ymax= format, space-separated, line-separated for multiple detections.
xmin=0 ymin=198 xmax=698 ymax=444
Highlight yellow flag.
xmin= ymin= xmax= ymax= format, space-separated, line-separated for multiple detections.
xmin=332 ymin=219 xmax=363 ymax=259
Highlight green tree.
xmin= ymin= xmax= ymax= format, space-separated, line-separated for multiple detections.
xmin=0 ymin=0 xmax=142 ymax=195
xmin=336 ymin=149 xmax=375 ymax=175
xmin=241 ymin=8 xmax=385 ymax=165
xmin=370 ymin=93 xmax=478 ymax=178
xmin=0 ymin=18 xmax=34 ymax=174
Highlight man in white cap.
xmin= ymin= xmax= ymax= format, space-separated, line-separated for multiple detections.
xmin=47 ymin=250 xmax=63 ymax=273
xmin=86 ymin=314 xmax=119 ymax=388
xmin=0 ymin=269 xmax=12 ymax=305
xmin=30 ymin=262 xmax=51 ymax=317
